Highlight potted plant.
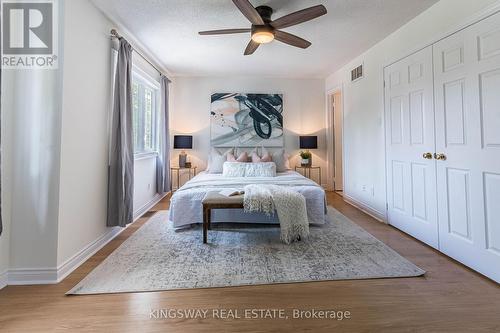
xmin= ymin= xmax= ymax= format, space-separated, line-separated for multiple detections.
xmin=299 ymin=150 xmax=312 ymax=166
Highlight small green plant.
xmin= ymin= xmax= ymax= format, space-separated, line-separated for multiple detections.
xmin=299 ymin=150 xmax=311 ymax=159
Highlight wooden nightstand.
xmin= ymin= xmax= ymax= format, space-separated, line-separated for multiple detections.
xmin=295 ymin=165 xmax=321 ymax=185
xmin=170 ymin=166 xmax=197 ymax=191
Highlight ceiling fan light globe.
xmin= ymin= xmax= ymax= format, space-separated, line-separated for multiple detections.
xmin=251 ymin=31 xmax=274 ymax=44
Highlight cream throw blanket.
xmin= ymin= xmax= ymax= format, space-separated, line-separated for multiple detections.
xmin=243 ymin=184 xmax=309 ymax=244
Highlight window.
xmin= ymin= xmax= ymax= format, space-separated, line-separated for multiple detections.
xmin=132 ymin=71 xmax=159 ymax=155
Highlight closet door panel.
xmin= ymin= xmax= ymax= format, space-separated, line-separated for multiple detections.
xmin=433 ymin=12 xmax=500 ymax=283
xmin=384 ymin=46 xmax=439 ymax=248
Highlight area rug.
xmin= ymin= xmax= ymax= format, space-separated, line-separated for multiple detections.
xmin=67 ymin=207 xmax=424 ymax=295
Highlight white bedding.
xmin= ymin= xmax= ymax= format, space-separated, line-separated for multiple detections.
xmin=168 ymin=171 xmax=327 ymax=228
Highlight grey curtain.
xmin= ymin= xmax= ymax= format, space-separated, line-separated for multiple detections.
xmin=156 ymin=75 xmax=171 ymax=193
xmin=107 ymin=38 xmax=134 ymax=227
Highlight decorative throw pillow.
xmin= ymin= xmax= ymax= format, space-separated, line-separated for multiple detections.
xmin=262 ymin=147 xmax=290 ymax=172
xmin=245 ymin=162 xmax=276 ymax=177
xmin=222 ymin=162 xmax=247 ymax=177
xmin=227 ymin=151 xmax=249 ymax=162
xmin=252 ymin=151 xmax=272 ymax=163
xmin=260 ymin=152 xmax=272 ymax=162
xmin=207 ymin=148 xmax=233 ymax=173
xmin=251 ymin=152 xmax=262 ymax=163
xmin=223 ymin=162 xmax=276 ymax=177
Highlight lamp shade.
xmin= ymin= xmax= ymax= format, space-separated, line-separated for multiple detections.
xmin=173 ymin=135 xmax=193 ymax=149
xmin=299 ymin=136 xmax=318 ymax=149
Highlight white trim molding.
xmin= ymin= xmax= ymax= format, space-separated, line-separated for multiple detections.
xmin=6 ymin=193 xmax=167 ymax=286
xmin=325 ymin=85 xmax=345 ymax=192
xmin=8 ymin=268 xmax=58 ymax=285
xmin=56 ymin=226 xmax=124 ymax=282
xmin=7 ymin=227 xmax=123 ymax=285
xmin=133 ymin=193 xmax=166 ymax=221
xmin=0 ymin=270 xmax=8 ymax=290
xmin=343 ymin=194 xmax=387 ymax=224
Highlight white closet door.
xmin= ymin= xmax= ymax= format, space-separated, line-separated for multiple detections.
xmin=433 ymin=12 xmax=500 ymax=283
xmin=384 ymin=46 xmax=439 ymax=248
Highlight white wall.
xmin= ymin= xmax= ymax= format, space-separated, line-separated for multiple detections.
xmin=57 ymin=0 xmax=162 ymax=266
xmin=0 ymin=71 xmax=13 ymax=285
xmin=325 ymin=0 xmax=499 ymax=218
xmin=5 ymin=0 xmax=65 ymax=271
xmin=5 ymin=72 xmax=64 ymax=270
xmin=57 ymin=0 xmax=116 ymax=266
xmin=133 ymin=156 xmax=158 ymax=214
xmin=171 ymin=76 xmax=327 ymax=185
xmin=0 ymin=0 xmax=166 ymax=281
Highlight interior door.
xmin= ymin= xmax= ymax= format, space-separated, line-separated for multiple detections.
xmin=333 ymin=92 xmax=343 ymax=191
xmin=384 ymin=46 xmax=439 ymax=248
xmin=433 ymin=12 xmax=500 ymax=283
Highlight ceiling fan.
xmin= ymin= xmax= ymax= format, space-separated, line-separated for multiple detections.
xmin=199 ymin=0 xmax=327 ymax=55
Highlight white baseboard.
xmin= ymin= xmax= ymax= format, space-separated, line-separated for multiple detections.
xmin=0 ymin=270 xmax=8 ymax=290
xmin=7 ymin=227 xmax=124 ymax=286
xmin=7 ymin=193 xmax=168 ymax=286
xmin=133 ymin=193 xmax=166 ymax=221
xmin=56 ymin=226 xmax=124 ymax=283
xmin=8 ymin=268 xmax=58 ymax=285
xmin=343 ymin=194 xmax=387 ymax=223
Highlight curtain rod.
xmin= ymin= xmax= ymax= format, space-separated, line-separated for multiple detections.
xmin=110 ymin=29 xmax=170 ymax=81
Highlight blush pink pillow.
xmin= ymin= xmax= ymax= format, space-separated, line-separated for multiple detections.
xmin=251 ymin=152 xmax=261 ymax=163
xmin=260 ymin=152 xmax=272 ymax=162
xmin=227 ymin=152 xmax=248 ymax=162
xmin=251 ymin=152 xmax=272 ymax=162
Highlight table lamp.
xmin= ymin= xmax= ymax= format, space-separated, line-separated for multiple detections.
xmin=174 ymin=135 xmax=193 ymax=167
xmin=299 ymin=136 xmax=318 ymax=166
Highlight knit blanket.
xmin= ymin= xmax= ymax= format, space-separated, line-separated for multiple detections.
xmin=243 ymin=184 xmax=309 ymax=244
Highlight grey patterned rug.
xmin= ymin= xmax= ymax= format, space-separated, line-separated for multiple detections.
xmin=67 ymin=208 xmax=424 ymax=295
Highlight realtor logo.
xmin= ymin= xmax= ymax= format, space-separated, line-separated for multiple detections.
xmin=1 ymin=0 xmax=58 ymax=68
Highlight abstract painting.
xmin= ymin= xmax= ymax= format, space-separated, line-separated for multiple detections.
xmin=210 ymin=93 xmax=284 ymax=147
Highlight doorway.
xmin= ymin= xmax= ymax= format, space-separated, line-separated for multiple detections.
xmin=328 ymin=90 xmax=343 ymax=193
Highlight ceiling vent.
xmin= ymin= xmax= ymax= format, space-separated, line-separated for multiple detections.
xmin=351 ymin=64 xmax=363 ymax=82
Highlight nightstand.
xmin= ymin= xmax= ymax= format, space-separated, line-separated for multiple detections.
xmin=170 ymin=166 xmax=197 ymax=191
xmin=295 ymin=165 xmax=321 ymax=185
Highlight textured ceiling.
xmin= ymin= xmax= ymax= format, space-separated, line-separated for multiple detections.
xmin=92 ymin=0 xmax=439 ymax=78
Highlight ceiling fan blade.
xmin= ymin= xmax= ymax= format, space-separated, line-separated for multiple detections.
xmin=274 ymin=30 xmax=311 ymax=49
xmin=270 ymin=5 xmax=327 ymax=29
xmin=244 ymin=40 xmax=260 ymax=55
xmin=199 ymin=28 xmax=251 ymax=35
xmin=232 ymin=0 xmax=264 ymax=25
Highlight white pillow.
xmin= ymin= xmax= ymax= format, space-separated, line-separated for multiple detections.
xmin=222 ymin=162 xmax=246 ymax=177
xmin=245 ymin=162 xmax=276 ymax=177
xmin=223 ymin=162 xmax=276 ymax=177
xmin=262 ymin=147 xmax=291 ymax=172
xmin=207 ymin=148 xmax=233 ymax=173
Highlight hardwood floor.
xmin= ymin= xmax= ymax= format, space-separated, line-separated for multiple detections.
xmin=1 ymin=192 xmax=499 ymax=332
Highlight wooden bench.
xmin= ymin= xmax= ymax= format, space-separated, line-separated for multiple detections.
xmin=201 ymin=191 xmax=244 ymax=244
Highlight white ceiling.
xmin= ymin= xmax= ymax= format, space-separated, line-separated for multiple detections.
xmin=92 ymin=0 xmax=439 ymax=78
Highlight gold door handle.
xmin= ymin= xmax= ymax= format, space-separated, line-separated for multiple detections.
xmin=422 ymin=152 xmax=433 ymax=159
xmin=434 ymin=153 xmax=447 ymax=160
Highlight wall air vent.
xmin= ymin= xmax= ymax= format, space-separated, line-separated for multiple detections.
xmin=351 ymin=64 xmax=363 ymax=82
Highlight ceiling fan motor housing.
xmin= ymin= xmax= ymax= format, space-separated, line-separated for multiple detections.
xmin=255 ymin=6 xmax=273 ymax=23
xmin=198 ymin=1 xmax=327 ymax=54
xmin=251 ymin=6 xmax=275 ymax=43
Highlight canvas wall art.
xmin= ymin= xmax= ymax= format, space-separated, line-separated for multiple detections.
xmin=210 ymin=93 xmax=284 ymax=147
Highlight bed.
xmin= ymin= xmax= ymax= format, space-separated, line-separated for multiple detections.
xmin=168 ymin=170 xmax=327 ymax=228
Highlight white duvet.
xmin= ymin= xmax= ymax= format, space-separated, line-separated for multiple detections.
xmin=168 ymin=171 xmax=327 ymax=228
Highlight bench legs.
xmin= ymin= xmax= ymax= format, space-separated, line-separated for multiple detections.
xmin=203 ymin=206 xmax=211 ymax=244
